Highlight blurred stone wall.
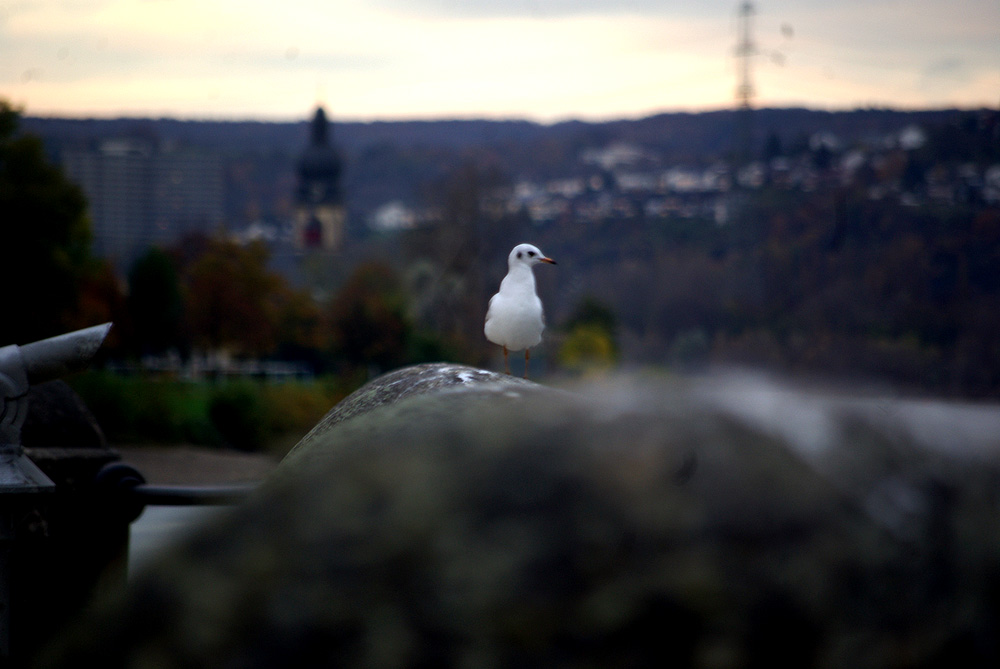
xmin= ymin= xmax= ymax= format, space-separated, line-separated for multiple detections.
xmin=41 ymin=365 xmax=1000 ymax=667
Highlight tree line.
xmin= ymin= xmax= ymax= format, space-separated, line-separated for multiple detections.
xmin=517 ymin=110 xmax=1000 ymax=397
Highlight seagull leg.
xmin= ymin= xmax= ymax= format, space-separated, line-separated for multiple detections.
xmin=524 ymin=349 xmax=530 ymax=379
xmin=503 ymin=346 xmax=510 ymax=375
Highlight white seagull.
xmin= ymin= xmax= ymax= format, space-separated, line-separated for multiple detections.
xmin=485 ymin=243 xmax=556 ymax=378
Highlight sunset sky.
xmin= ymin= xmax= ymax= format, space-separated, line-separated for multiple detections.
xmin=2 ymin=0 xmax=998 ymax=122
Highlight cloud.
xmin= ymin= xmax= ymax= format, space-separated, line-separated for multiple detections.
xmin=918 ymin=57 xmax=982 ymax=103
xmin=363 ymin=0 xmax=729 ymax=20
xmin=923 ymin=57 xmax=966 ymax=77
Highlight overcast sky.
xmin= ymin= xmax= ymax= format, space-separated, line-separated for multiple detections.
xmin=2 ymin=0 xmax=998 ymax=122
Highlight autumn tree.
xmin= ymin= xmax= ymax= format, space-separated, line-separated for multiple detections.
xmin=66 ymin=260 xmax=128 ymax=353
xmin=326 ymin=262 xmax=412 ymax=373
xmin=181 ymin=238 xmax=284 ymax=356
xmin=271 ymin=283 xmax=325 ymax=365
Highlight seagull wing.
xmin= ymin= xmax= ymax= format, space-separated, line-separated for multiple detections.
xmin=485 ymin=292 xmax=498 ymax=323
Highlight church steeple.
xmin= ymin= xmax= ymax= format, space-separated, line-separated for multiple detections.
xmin=310 ymin=107 xmax=330 ymax=145
xmin=293 ymin=106 xmax=346 ymax=250
xmin=297 ymin=106 xmax=341 ymax=205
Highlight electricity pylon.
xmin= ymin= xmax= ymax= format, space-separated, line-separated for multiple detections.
xmin=735 ymin=1 xmax=757 ymax=167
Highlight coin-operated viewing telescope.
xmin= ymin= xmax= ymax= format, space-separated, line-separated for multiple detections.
xmin=0 ymin=323 xmax=112 ymax=663
xmin=0 ymin=323 xmax=113 ymax=492
xmin=1 ymin=323 xmax=256 ymax=665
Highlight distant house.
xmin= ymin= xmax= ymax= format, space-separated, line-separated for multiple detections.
xmin=293 ymin=107 xmax=346 ymax=251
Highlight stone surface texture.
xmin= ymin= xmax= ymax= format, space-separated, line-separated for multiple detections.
xmin=42 ymin=365 xmax=1000 ymax=668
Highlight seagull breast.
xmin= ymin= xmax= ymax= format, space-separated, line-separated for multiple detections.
xmin=485 ymin=267 xmax=545 ymax=351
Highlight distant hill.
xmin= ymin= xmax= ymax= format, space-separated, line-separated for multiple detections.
xmin=23 ymin=107 xmax=975 ymax=160
xmin=21 ymin=107 xmax=987 ymax=231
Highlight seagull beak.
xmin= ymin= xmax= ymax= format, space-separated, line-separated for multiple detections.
xmin=541 ymin=257 xmax=556 ymax=265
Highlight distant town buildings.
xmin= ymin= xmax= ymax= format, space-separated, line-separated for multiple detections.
xmin=62 ymin=137 xmax=224 ymax=269
xmin=293 ymin=106 xmax=345 ymax=251
xmin=491 ymin=122 xmax=1000 ymax=229
xmin=50 ymin=107 xmax=997 ymax=276
xmin=58 ymin=106 xmax=347 ymax=273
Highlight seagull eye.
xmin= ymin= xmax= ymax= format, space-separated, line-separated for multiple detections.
xmin=527 ymin=251 xmax=536 ymax=257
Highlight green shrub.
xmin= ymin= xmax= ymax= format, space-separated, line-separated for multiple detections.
xmin=69 ymin=372 xmax=351 ymax=453
xmin=208 ymin=382 xmax=267 ymax=452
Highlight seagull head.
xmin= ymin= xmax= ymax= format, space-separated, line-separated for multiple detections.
xmin=509 ymin=243 xmax=556 ymax=269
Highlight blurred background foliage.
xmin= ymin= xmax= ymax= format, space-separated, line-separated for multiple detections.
xmin=69 ymin=371 xmax=354 ymax=456
xmin=2 ymin=100 xmax=1000 ymax=452
xmin=558 ymin=297 xmax=620 ymax=374
xmin=0 ymin=102 xmax=95 ymax=344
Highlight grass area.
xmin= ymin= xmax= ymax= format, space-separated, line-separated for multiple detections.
xmin=69 ymin=371 xmax=360 ymax=456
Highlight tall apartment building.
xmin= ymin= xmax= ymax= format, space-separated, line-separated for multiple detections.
xmin=62 ymin=138 xmax=224 ymax=270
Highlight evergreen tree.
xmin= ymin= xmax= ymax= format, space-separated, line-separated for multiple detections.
xmin=0 ymin=101 xmax=93 ymax=344
xmin=128 ymin=248 xmax=184 ymax=355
